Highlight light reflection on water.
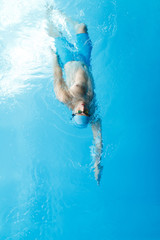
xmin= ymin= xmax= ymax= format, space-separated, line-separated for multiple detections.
xmin=0 ymin=0 xmax=54 ymax=100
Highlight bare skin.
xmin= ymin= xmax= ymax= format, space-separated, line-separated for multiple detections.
xmin=46 ymin=8 xmax=103 ymax=184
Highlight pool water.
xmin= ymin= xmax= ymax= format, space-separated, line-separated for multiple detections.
xmin=0 ymin=0 xmax=160 ymax=239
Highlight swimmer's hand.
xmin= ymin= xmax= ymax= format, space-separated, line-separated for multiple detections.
xmin=94 ymin=161 xmax=103 ymax=185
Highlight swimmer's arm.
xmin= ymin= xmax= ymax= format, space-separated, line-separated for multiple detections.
xmin=91 ymin=119 xmax=103 ymax=184
xmin=53 ymin=54 xmax=72 ymax=104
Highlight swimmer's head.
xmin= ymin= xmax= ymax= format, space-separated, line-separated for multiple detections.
xmin=72 ymin=114 xmax=90 ymax=128
xmin=72 ymin=101 xmax=90 ymax=128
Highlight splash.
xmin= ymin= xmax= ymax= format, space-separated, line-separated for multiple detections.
xmin=0 ymin=0 xmax=56 ymax=100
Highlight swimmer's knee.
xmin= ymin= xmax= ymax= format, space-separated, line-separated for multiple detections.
xmin=76 ymin=23 xmax=88 ymax=34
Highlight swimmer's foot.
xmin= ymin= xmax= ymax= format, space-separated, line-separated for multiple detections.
xmin=46 ymin=21 xmax=62 ymax=38
xmin=45 ymin=5 xmax=62 ymax=38
xmin=45 ymin=3 xmax=56 ymax=17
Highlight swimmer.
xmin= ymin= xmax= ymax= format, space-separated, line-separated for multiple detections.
xmin=46 ymin=7 xmax=103 ymax=184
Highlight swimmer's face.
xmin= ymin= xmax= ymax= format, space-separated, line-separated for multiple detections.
xmin=74 ymin=101 xmax=89 ymax=116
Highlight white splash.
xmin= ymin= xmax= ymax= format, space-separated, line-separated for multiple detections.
xmin=0 ymin=0 xmax=56 ymax=100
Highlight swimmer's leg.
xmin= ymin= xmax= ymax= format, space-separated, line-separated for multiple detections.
xmin=55 ymin=12 xmax=88 ymax=34
xmin=46 ymin=21 xmax=62 ymax=38
xmin=45 ymin=5 xmax=62 ymax=38
xmin=46 ymin=6 xmax=88 ymax=35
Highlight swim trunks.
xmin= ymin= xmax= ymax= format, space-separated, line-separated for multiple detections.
xmin=55 ymin=33 xmax=92 ymax=68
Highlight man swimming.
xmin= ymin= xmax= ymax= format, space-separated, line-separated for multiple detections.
xmin=46 ymin=8 xmax=103 ymax=184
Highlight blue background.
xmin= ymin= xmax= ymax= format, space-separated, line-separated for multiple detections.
xmin=0 ymin=0 xmax=160 ymax=239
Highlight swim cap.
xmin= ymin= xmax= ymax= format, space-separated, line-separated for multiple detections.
xmin=72 ymin=115 xmax=90 ymax=128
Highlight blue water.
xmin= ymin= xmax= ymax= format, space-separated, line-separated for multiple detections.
xmin=0 ymin=0 xmax=160 ymax=239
